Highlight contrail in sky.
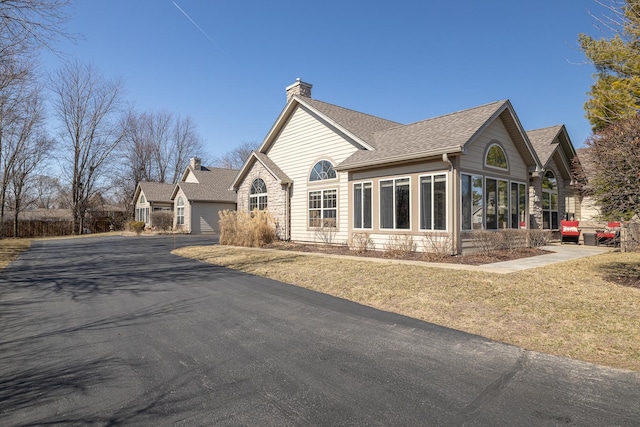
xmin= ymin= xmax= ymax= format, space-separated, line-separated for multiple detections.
xmin=172 ymin=1 xmax=225 ymax=54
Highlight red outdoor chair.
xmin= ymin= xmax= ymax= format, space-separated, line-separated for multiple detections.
xmin=560 ymin=220 xmax=581 ymax=244
xmin=596 ymin=222 xmax=621 ymax=247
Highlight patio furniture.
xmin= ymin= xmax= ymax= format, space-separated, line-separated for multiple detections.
xmin=596 ymin=222 xmax=621 ymax=247
xmin=560 ymin=220 xmax=581 ymax=244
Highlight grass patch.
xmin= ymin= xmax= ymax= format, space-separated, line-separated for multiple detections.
xmin=173 ymin=245 xmax=640 ymax=371
xmin=0 ymin=239 xmax=31 ymax=270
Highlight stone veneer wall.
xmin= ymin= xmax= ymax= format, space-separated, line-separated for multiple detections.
xmin=236 ymin=161 xmax=288 ymax=239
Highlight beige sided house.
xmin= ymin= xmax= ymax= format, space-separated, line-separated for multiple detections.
xmin=231 ymin=80 xmax=578 ymax=254
xmin=133 ymin=182 xmax=174 ymax=227
xmin=171 ymin=158 xmax=238 ymax=234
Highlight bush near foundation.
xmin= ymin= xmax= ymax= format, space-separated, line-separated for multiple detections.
xmin=219 ymin=209 xmax=277 ymax=247
xmin=151 ymin=211 xmax=173 ymax=231
xmin=127 ymin=221 xmax=146 ymax=235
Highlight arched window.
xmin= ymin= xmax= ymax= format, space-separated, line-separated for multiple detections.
xmin=485 ymin=144 xmax=508 ymax=169
xmin=176 ymin=196 xmax=185 ymax=226
xmin=309 ymin=160 xmax=336 ymax=181
xmin=542 ymin=171 xmax=558 ymax=229
xmin=249 ymin=178 xmax=268 ymax=211
xmin=140 ymin=194 xmax=146 ymax=204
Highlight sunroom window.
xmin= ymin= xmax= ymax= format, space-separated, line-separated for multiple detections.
xmin=542 ymin=171 xmax=558 ymax=229
xmin=420 ymin=174 xmax=447 ymax=231
xmin=380 ymin=178 xmax=410 ymax=229
xmin=353 ymin=182 xmax=372 ymax=229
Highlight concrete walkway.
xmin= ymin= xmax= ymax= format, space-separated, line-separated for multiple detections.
xmin=234 ymin=243 xmax=614 ymax=274
xmin=478 ymin=244 xmax=613 ymax=274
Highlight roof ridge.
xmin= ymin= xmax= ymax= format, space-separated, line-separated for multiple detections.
xmin=402 ymin=100 xmax=507 ymax=128
xmin=303 ymin=97 xmax=402 ymax=125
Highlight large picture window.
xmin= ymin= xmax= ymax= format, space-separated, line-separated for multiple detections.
xmin=353 ymin=182 xmax=372 ymax=229
xmin=309 ymin=189 xmax=337 ymax=227
xmin=463 ymin=174 xmax=526 ymax=231
xmin=542 ymin=171 xmax=558 ymax=229
xmin=510 ymin=182 xmax=527 ymax=229
xmin=249 ymin=178 xmax=268 ymax=211
xmin=420 ymin=174 xmax=447 ymax=231
xmin=380 ymin=178 xmax=410 ymax=229
xmin=461 ymin=174 xmax=483 ymax=230
xmin=135 ymin=207 xmax=149 ymax=224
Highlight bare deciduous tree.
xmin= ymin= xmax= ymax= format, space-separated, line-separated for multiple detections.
xmin=115 ymin=110 xmax=205 ymax=214
xmin=32 ymin=174 xmax=63 ymax=209
xmin=49 ymin=61 xmax=125 ymax=234
xmin=212 ymin=141 xmax=258 ymax=169
xmin=9 ymin=132 xmax=55 ymax=236
xmin=0 ymin=77 xmax=48 ymax=236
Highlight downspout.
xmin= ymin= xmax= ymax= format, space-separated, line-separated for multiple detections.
xmin=285 ymin=183 xmax=291 ymax=241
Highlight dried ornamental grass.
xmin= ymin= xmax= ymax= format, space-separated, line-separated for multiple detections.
xmin=219 ymin=209 xmax=277 ymax=247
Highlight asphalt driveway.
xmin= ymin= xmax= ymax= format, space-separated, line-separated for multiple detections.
xmin=0 ymin=235 xmax=638 ymax=426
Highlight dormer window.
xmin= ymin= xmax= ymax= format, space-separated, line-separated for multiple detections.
xmin=485 ymin=143 xmax=508 ymax=170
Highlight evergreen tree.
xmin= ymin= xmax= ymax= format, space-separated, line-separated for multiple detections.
xmin=580 ymin=0 xmax=640 ymax=130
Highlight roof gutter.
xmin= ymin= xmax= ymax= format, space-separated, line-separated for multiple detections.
xmin=335 ymin=147 xmax=463 ymax=172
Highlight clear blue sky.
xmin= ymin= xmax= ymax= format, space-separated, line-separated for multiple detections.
xmin=43 ymin=0 xmax=606 ymax=158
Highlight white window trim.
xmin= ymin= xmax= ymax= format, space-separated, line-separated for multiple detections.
xmin=419 ymin=173 xmax=448 ymax=232
xmin=353 ymin=181 xmax=373 ymax=230
xmin=176 ymin=197 xmax=185 ymax=226
xmin=379 ymin=176 xmax=412 ymax=230
xmin=249 ymin=178 xmax=268 ymax=211
xmin=309 ymin=159 xmax=338 ymax=183
xmin=308 ymin=187 xmax=338 ymax=229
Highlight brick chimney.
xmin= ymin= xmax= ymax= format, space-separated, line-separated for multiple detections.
xmin=190 ymin=157 xmax=201 ymax=170
xmin=286 ymin=78 xmax=312 ymax=102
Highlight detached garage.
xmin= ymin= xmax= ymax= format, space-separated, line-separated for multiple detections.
xmin=171 ymin=158 xmax=238 ymax=234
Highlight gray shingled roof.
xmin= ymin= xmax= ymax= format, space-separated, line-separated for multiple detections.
xmin=337 ymin=100 xmax=508 ymax=170
xmin=139 ymin=182 xmax=174 ymax=203
xmin=527 ymin=125 xmax=563 ymax=167
xmin=176 ymin=167 xmax=238 ymax=202
xmin=253 ymin=151 xmax=292 ymax=183
xmin=302 ymin=98 xmax=401 ymax=147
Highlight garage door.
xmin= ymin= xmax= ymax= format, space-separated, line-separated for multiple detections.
xmin=191 ymin=203 xmax=216 ymax=234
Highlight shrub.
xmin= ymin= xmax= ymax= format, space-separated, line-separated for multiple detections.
xmin=314 ymin=218 xmax=337 ymax=245
xmin=422 ymin=233 xmax=452 ymax=258
xmin=383 ymin=234 xmax=416 ymax=258
xmin=151 ymin=211 xmax=173 ymax=231
xmin=127 ymin=220 xmax=146 ymax=235
xmin=219 ymin=209 xmax=276 ymax=247
xmin=527 ymin=229 xmax=552 ymax=248
xmin=500 ymin=229 xmax=527 ymax=252
xmin=350 ymin=232 xmax=375 ymax=254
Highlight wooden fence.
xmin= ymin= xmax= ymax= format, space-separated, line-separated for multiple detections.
xmin=2 ymin=219 xmax=114 ymax=238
